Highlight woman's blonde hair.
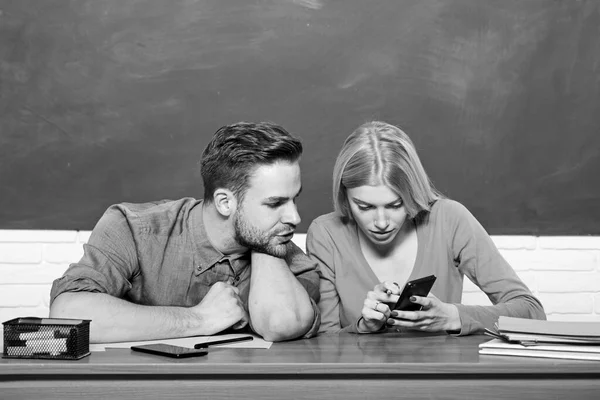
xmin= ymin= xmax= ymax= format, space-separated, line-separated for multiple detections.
xmin=333 ymin=121 xmax=442 ymax=220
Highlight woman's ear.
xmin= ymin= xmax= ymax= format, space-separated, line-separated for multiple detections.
xmin=213 ymin=188 xmax=237 ymax=217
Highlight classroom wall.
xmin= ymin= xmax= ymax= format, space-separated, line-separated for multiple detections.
xmin=2 ymin=0 xmax=600 ymax=235
xmin=1 ymin=231 xmax=599 ymax=324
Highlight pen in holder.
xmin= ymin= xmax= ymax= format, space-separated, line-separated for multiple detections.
xmin=2 ymin=317 xmax=91 ymax=360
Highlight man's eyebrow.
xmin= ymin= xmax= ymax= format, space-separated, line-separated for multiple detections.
xmin=264 ymin=196 xmax=287 ymax=203
xmin=263 ymin=186 xmax=302 ymax=203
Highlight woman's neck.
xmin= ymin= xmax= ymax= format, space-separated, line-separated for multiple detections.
xmin=358 ymin=219 xmax=416 ymax=259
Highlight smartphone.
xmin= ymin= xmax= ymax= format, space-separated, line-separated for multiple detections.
xmin=131 ymin=343 xmax=208 ymax=358
xmin=393 ymin=275 xmax=437 ymax=311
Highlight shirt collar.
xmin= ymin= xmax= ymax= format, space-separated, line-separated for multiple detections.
xmin=190 ymin=201 xmax=249 ymax=272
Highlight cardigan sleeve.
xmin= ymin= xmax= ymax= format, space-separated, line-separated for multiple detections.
xmin=306 ymin=220 xmax=346 ymax=333
xmin=444 ymin=201 xmax=546 ymax=335
xmin=307 ymin=219 xmax=380 ymax=334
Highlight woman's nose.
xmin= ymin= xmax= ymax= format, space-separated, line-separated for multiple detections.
xmin=373 ymin=209 xmax=389 ymax=230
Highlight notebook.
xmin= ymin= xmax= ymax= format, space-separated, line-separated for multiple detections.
xmin=480 ymin=317 xmax=600 ymax=361
xmin=480 ymin=338 xmax=600 ymax=361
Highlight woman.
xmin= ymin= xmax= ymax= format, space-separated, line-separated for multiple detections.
xmin=306 ymin=121 xmax=545 ymax=335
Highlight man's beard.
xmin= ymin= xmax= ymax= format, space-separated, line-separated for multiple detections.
xmin=233 ymin=210 xmax=292 ymax=258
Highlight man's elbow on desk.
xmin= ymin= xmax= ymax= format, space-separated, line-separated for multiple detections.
xmin=252 ymin=306 xmax=315 ymax=342
xmin=50 ymin=292 xmax=120 ymax=343
xmin=49 ymin=292 xmax=87 ymax=319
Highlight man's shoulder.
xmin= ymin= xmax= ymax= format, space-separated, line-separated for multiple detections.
xmin=111 ymin=197 xmax=200 ymax=213
xmin=102 ymin=197 xmax=203 ymax=234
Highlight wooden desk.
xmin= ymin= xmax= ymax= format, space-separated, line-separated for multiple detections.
xmin=2 ymin=333 xmax=600 ymax=399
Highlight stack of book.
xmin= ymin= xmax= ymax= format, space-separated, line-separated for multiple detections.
xmin=479 ymin=316 xmax=600 ymax=361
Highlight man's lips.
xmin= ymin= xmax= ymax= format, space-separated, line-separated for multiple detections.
xmin=278 ymin=230 xmax=295 ymax=237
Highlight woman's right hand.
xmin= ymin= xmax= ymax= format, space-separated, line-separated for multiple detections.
xmin=358 ymin=282 xmax=400 ymax=333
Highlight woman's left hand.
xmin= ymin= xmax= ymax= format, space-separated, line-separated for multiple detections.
xmin=386 ymin=294 xmax=462 ymax=332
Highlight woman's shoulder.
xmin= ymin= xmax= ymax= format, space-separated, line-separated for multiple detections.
xmin=425 ymin=198 xmax=475 ymax=227
xmin=308 ymin=211 xmax=356 ymax=239
xmin=431 ymin=198 xmax=469 ymax=215
xmin=309 ymin=211 xmax=347 ymax=232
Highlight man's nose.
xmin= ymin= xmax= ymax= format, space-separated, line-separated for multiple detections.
xmin=283 ymin=203 xmax=301 ymax=226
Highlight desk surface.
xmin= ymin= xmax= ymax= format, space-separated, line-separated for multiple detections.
xmin=2 ymin=333 xmax=600 ymax=400
xmin=3 ymin=332 xmax=600 ymax=375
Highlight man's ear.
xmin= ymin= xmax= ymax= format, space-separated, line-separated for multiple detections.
xmin=213 ymin=188 xmax=237 ymax=217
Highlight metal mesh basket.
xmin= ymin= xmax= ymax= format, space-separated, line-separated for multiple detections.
xmin=3 ymin=317 xmax=91 ymax=360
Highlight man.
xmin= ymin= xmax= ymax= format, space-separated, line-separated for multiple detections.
xmin=50 ymin=122 xmax=320 ymax=343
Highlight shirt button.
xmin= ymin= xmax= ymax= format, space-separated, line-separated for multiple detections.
xmin=196 ymin=265 xmax=201 ymax=271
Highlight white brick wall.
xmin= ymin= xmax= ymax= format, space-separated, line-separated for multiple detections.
xmin=450 ymin=236 xmax=600 ymax=322
xmin=0 ymin=230 xmax=85 ymax=323
xmin=1 ymin=231 xmax=600 ymax=323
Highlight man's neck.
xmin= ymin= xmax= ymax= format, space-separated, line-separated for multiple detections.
xmin=201 ymin=202 xmax=247 ymax=256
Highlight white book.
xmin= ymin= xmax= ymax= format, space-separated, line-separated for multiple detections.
xmin=497 ymin=317 xmax=600 ymax=338
xmin=481 ymin=338 xmax=600 ymax=353
xmin=500 ymin=333 xmax=600 ymax=345
xmin=479 ymin=339 xmax=600 ymax=361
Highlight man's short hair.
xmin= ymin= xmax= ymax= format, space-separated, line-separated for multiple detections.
xmin=201 ymin=122 xmax=303 ymax=203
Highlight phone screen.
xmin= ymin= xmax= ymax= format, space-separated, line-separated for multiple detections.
xmin=393 ymin=275 xmax=437 ymax=311
xmin=131 ymin=343 xmax=208 ymax=358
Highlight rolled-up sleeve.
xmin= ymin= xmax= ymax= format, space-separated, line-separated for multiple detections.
xmin=50 ymin=205 xmax=139 ymax=305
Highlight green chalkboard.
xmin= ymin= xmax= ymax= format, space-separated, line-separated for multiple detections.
xmin=1 ymin=0 xmax=599 ymax=234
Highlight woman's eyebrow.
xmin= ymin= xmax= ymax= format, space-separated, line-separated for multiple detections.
xmin=350 ymin=197 xmax=401 ymax=206
xmin=350 ymin=197 xmax=370 ymax=205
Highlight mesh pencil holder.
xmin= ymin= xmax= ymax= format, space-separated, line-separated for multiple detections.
xmin=2 ymin=317 xmax=91 ymax=360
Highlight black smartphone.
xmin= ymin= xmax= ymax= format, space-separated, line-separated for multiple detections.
xmin=131 ymin=343 xmax=208 ymax=358
xmin=393 ymin=275 xmax=437 ymax=311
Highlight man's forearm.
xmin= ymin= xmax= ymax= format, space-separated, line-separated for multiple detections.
xmin=50 ymin=292 xmax=200 ymax=343
xmin=248 ymin=253 xmax=315 ymax=342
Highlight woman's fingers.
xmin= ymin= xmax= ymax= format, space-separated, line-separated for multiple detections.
xmin=362 ymin=298 xmax=389 ymax=321
xmin=367 ymin=289 xmax=398 ymax=307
